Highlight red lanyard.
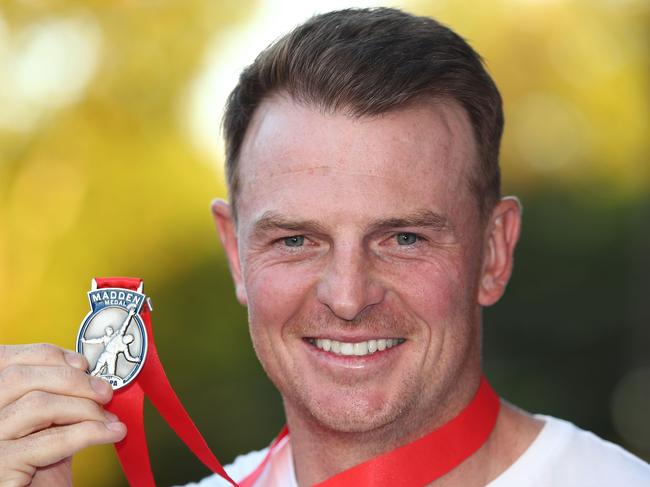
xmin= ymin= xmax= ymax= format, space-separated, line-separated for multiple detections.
xmin=240 ymin=376 xmax=499 ymax=487
xmin=95 ymin=277 xmax=499 ymax=487
xmin=312 ymin=376 xmax=499 ymax=486
xmin=95 ymin=277 xmax=238 ymax=487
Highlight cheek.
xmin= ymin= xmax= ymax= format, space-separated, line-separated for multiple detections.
xmin=244 ymin=262 xmax=316 ymax=335
xmin=385 ymin=257 xmax=474 ymax=325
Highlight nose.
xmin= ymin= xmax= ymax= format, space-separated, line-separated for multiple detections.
xmin=316 ymin=244 xmax=386 ymax=321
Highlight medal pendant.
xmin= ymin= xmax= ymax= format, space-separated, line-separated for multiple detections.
xmin=76 ymin=280 xmax=148 ymax=390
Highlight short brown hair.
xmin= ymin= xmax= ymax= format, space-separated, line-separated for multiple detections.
xmin=223 ymin=7 xmax=503 ymax=218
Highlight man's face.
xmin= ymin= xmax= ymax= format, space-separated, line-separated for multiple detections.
xmin=217 ymin=96 xmax=504 ymax=434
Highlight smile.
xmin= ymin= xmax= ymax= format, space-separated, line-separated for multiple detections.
xmin=306 ymin=338 xmax=406 ymax=357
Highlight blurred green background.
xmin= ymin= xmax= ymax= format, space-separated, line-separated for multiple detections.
xmin=0 ymin=0 xmax=648 ymax=485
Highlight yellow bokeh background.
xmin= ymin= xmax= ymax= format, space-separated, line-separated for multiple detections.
xmin=1 ymin=0 xmax=648 ymax=485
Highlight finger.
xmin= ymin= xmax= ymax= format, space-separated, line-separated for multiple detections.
xmin=14 ymin=420 xmax=126 ymax=470
xmin=0 ymin=343 xmax=88 ymax=371
xmin=0 ymin=364 xmax=112 ymax=410
xmin=0 ymin=391 xmax=117 ymax=440
xmin=31 ymin=457 xmax=73 ymax=487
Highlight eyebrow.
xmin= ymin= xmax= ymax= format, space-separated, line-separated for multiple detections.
xmin=367 ymin=210 xmax=452 ymax=233
xmin=250 ymin=209 xmax=451 ymax=238
xmin=251 ymin=211 xmax=328 ymax=238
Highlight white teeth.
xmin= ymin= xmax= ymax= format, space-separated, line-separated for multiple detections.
xmin=340 ymin=343 xmax=354 ymax=355
xmin=353 ymin=342 xmax=368 ymax=356
xmin=312 ymin=338 xmax=403 ymax=356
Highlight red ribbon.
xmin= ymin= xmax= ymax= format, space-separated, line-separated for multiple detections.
xmin=95 ymin=277 xmax=500 ymax=487
xmin=96 ymin=277 xmax=237 ymax=487
xmin=313 ymin=376 xmax=499 ymax=486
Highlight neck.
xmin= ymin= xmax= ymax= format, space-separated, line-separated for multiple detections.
xmin=285 ymin=377 xmax=543 ymax=487
xmin=285 ymin=370 xmax=484 ymax=486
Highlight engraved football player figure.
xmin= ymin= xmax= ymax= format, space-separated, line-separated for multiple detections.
xmin=83 ymin=303 xmax=141 ymax=376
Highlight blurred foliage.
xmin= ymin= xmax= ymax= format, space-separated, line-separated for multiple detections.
xmin=0 ymin=0 xmax=648 ymax=486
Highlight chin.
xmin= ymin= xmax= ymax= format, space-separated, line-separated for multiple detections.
xmin=310 ymin=408 xmax=400 ymax=434
xmin=294 ymin=384 xmax=416 ymax=434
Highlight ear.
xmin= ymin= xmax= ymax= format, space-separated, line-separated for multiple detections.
xmin=211 ymin=199 xmax=247 ymax=306
xmin=478 ymin=197 xmax=522 ymax=306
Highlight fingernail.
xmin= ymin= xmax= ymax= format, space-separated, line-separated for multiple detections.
xmin=106 ymin=421 xmax=126 ymax=433
xmin=91 ymin=376 xmax=111 ymax=394
xmin=65 ymin=352 xmax=86 ymax=370
xmin=104 ymin=410 xmax=119 ymax=422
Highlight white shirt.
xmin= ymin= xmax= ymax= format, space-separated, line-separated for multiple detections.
xmin=180 ymin=415 xmax=650 ymax=487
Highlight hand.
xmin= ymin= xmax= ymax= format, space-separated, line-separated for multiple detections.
xmin=0 ymin=344 xmax=126 ymax=487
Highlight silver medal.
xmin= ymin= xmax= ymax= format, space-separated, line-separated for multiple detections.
xmin=76 ymin=279 xmax=148 ymax=390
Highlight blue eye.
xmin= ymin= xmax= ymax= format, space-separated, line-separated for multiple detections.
xmin=283 ymin=235 xmax=305 ymax=247
xmin=396 ymin=232 xmax=417 ymax=245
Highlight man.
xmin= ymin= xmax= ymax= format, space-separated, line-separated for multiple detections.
xmin=0 ymin=7 xmax=648 ymax=487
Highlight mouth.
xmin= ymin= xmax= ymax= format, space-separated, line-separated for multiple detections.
xmin=305 ymin=337 xmax=406 ymax=357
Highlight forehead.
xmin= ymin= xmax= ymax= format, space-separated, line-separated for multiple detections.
xmin=236 ymin=95 xmax=478 ymax=225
